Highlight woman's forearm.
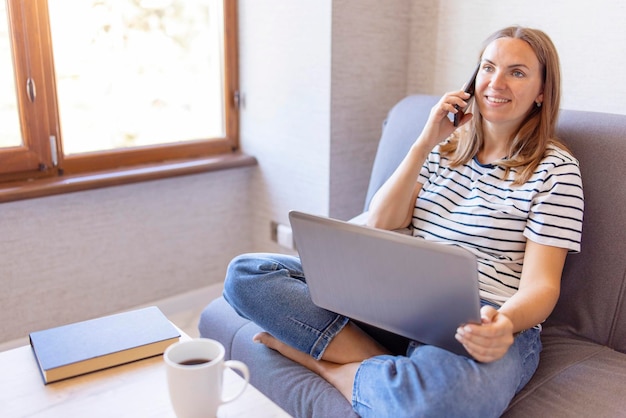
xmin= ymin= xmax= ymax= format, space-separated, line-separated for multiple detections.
xmin=499 ymin=242 xmax=567 ymax=333
xmin=367 ymin=139 xmax=431 ymax=230
xmin=498 ymin=284 xmax=560 ymax=334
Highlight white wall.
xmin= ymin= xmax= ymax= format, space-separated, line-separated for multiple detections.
xmin=408 ymin=0 xmax=626 ymax=115
xmin=237 ymin=0 xmax=412 ymax=230
xmin=237 ymin=0 xmax=332 ymax=250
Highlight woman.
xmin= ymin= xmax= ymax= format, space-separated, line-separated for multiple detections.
xmin=223 ymin=26 xmax=584 ymax=417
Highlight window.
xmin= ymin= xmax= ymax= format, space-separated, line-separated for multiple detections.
xmin=0 ymin=2 xmax=20 ymax=150
xmin=0 ymin=0 xmax=239 ymax=185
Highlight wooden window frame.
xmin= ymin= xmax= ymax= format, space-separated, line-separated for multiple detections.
xmin=0 ymin=0 xmax=242 ymax=198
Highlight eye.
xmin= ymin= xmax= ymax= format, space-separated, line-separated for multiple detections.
xmin=512 ymin=69 xmax=525 ymax=78
xmin=482 ymin=64 xmax=494 ymax=73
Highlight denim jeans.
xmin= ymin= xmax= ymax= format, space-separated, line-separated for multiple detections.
xmin=223 ymin=253 xmax=542 ymax=418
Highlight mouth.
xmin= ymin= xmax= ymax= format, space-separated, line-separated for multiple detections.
xmin=486 ymin=96 xmax=511 ymax=104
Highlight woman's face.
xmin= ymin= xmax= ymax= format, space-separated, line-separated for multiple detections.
xmin=475 ymin=37 xmax=544 ymax=133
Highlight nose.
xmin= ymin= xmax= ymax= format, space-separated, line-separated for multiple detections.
xmin=488 ymin=70 xmax=506 ymax=90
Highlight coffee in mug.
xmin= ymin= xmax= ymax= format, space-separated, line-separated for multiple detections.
xmin=178 ymin=358 xmax=212 ymax=366
xmin=164 ymin=338 xmax=249 ymax=418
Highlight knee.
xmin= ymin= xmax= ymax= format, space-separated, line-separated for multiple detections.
xmin=223 ymin=252 xmax=285 ymax=308
xmin=223 ymin=253 xmax=258 ymax=303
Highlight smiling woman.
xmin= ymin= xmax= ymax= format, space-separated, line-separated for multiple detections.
xmin=441 ymin=26 xmax=562 ymax=186
xmin=0 ymin=0 xmax=239 ymax=188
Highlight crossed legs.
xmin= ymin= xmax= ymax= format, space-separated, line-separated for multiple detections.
xmin=223 ymin=253 xmax=391 ymax=400
xmin=253 ymin=320 xmax=389 ymax=401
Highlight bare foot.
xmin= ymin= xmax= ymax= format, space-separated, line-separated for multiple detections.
xmin=254 ymin=332 xmax=360 ymax=401
xmin=253 ymin=332 xmax=323 ymax=372
xmin=322 ymin=322 xmax=391 ymax=363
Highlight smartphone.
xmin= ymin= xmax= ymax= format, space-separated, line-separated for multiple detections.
xmin=453 ymin=63 xmax=480 ymax=127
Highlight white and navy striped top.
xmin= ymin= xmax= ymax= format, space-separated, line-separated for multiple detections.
xmin=414 ymin=144 xmax=584 ymax=305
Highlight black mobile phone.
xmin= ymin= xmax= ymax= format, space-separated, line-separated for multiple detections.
xmin=453 ymin=63 xmax=480 ymax=127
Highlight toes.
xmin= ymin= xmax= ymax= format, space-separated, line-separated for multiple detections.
xmin=253 ymin=332 xmax=280 ymax=350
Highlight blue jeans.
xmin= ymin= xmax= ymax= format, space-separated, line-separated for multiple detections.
xmin=223 ymin=253 xmax=542 ymax=418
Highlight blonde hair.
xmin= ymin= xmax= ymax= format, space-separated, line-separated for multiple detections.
xmin=440 ymin=26 xmax=568 ymax=185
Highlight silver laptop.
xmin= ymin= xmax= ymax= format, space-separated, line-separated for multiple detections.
xmin=289 ymin=210 xmax=481 ymax=356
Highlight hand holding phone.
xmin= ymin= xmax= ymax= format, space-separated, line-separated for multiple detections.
xmin=453 ymin=63 xmax=480 ymax=127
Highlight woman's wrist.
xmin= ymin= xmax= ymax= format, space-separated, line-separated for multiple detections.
xmin=409 ymin=136 xmax=436 ymax=162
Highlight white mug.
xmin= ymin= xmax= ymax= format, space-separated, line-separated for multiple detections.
xmin=164 ymin=338 xmax=250 ymax=418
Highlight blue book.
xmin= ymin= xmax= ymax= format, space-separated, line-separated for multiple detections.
xmin=29 ymin=306 xmax=180 ymax=384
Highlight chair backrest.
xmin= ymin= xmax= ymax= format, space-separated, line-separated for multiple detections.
xmin=364 ymin=95 xmax=439 ymax=211
xmin=365 ymin=95 xmax=626 ymax=353
xmin=549 ymin=109 xmax=626 ymax=353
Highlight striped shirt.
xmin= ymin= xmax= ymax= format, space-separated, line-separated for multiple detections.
xmin=414 ymin=144 xmax=584 ymax=305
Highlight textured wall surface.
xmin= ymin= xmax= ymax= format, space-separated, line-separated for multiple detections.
xmin=330 ymin=0 xmax=411 ymax=220
xmin=0 ymin=169 xmax=254 ymax=342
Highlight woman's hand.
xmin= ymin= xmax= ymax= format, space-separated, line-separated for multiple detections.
xmin=455 ymin=305 xmax=514 ymax=363
xmin=418 ymin=90 xmax=473 ymax=149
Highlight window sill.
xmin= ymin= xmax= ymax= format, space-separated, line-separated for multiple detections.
xmin=0 ymin=152 xmax=257 ymax=204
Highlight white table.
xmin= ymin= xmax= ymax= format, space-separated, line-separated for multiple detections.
xmin=0 ymin=334 xmax=291 ymax=417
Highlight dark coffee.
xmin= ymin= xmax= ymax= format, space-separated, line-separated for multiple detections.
xmin=178 ymin=358 xmax=212 ymax=366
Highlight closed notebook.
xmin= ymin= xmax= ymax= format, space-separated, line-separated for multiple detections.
xmin=29 ymin=306 xmax=180 ymax=384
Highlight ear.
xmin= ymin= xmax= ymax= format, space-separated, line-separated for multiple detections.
xmin=535 ymin=92 xmax=544 ymax=106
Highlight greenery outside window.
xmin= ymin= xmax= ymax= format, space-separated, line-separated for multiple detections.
xmin=0 ymin=0 xmax=240 ymax=195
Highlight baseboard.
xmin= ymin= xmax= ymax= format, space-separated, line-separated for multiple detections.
xmin=140 ymin=282 xmax=224 ymax=318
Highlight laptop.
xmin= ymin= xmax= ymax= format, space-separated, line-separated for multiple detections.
xmin=288 ymin=210 xmax=481 ymax=356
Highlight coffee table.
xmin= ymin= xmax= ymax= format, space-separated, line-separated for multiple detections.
xmin=0 ymin=329 xmax=291 ymax=417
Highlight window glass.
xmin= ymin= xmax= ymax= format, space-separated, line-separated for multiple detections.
xmin=0 ymin=1 xmax=22 ymax=149
xmin=48 ymin=0 xmax=225 ymax=155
